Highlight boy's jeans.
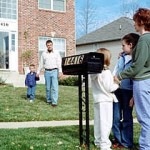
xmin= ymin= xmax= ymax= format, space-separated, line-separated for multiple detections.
xmin=27 ymin=86 xmax=36 ymax=100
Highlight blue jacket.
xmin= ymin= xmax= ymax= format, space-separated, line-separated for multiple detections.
xmin=25 ymin=72 xmax=39 ymax=87
xmin=116 ymin=53 xmax=133 ymax=90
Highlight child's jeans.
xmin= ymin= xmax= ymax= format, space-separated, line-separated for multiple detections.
xmin=27 ymin=86 xmax=36 ymax=100
xmin=112 ymin=89 xmax=133 ymax=148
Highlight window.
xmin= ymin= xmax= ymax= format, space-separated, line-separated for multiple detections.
xmin=53 ymin=0 xmax=65 ymax=11
xmin=11 ymin=33 xmax=15 ymax=51
xmin=0 ymin=0 xmax=17 ymax=19
xmin=38 ymin=0 xmax=66 ymax=12
xmin=38 ymin=36 xmax=66 ymax=61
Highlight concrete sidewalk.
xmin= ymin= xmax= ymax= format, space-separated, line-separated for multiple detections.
xmin=0 ymin=119 xmax=138 ymax=129
xmin=0 ymin=120 xmax=94 ymax=129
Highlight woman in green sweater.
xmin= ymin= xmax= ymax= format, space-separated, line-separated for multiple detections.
xmin=114 ymin=8 xmax=150 ymax=150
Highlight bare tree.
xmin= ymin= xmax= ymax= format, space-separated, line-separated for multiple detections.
xmin=121 ymin=0 xmax=140 ymax=18
xmin=76 ymin=0 xmax=97 ymax=39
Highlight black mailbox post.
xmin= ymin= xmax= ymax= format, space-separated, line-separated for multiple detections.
xmin=62 ymin=52 xmax=104 ymax=149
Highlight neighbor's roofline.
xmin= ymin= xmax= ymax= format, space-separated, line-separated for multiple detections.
xmin=76 ymin=38 xmax=121 ymax=46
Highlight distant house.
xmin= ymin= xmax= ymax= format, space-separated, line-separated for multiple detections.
xmin=76 ymin=17 xmax=137 ymax=71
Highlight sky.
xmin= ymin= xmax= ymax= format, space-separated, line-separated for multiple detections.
xmin=75 ymin=0 xmax=150 ymax=38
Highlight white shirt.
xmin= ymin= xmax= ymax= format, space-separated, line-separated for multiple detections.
xmin=38 ymin=51 xmax=62 ymax=73
xmin=90 ymin=69 xmax=119 ymax=103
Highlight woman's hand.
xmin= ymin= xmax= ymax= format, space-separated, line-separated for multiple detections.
xmin=129 ymin=97 xmax=134 ymax=107
xmin=114 ymin=76 xmax=121 ymax=85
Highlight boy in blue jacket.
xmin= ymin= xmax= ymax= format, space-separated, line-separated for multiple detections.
xmin=25 ymin=64 xmax=39 ymax=102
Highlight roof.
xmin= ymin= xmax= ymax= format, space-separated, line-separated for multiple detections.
xmin=76 ymin=17 xmax=137 ymax=46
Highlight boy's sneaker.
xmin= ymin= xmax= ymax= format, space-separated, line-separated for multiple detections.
xmin=29 ymin=100 xmax=33 ymax=103
xmin=27 ymin=94 xmax=30 ymax=98
xmin=46 ymin=100 xmax=52 ymax=104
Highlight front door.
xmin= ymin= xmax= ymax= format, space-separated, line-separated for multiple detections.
xmin=0 ymin=32 xmax=9 ymax=69
xmin=0 ymin=31 xmax=17 ymax=70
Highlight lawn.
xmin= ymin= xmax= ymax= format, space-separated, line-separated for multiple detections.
xmin=0 ymin=125 xmax=140 ymax=150
xmin=0 ymin=84 xmax=140 ymax=150
xmin=0 ymin=84 xmax=94 ymax=122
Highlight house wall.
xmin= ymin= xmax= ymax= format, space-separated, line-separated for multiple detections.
xmin=0 ymin=0 xmax=75 ymax=87
xmin=76 ymin=40 xmax=122 ymax=71
xmin=18 ymin=0 xmax=76 ymax=74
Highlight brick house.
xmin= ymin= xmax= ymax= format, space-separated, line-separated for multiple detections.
xmin=0 ymin=0 xmax=75 ymax=86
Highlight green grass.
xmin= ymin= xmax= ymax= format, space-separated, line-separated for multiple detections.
xmin=0 ymin=126 xmax=80 ymax=150
xmin=0 ymin=84 xmax=94 ymax=122
xmin=0 ymin=84 xmax=141 ymax=150
xmin=0 ymin=125 xmax=140 ymax=150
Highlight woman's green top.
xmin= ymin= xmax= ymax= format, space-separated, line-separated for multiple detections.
xmin=118 ymin=33 xmax=150 ymax=81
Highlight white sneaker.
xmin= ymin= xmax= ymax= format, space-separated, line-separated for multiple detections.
xmin=29 ymin=100 xmax=33 ymax=103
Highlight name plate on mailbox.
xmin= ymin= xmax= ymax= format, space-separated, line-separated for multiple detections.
xmin=62 ymin=52 xmax=104 ymax=75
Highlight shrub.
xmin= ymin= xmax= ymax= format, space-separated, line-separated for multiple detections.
xmin=21 ymin=50 xmax=33 ymax=66
xmin=59 ymin=76 xmax=78 ymax=86
xmin=0 ymin=77 xmax=6 ymax=85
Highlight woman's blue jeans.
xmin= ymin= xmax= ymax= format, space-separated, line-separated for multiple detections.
xmin=44 ymin=69 xmax=58 ymax=105
xmin=112 ymin=88 xmax=133 ymax=148
xmin=133 ymin=79 xmax=150 ymax=150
